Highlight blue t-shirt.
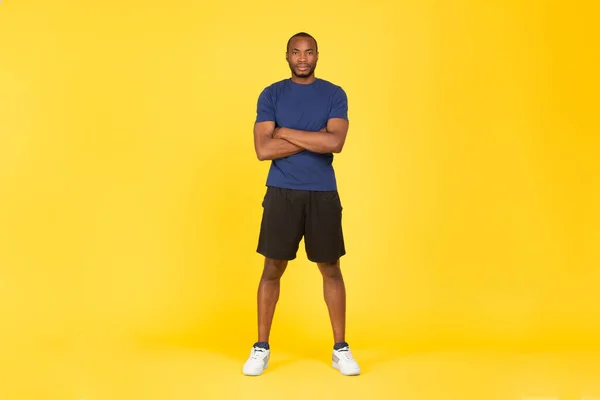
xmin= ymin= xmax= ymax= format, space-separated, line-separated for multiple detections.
xmin=255 ymin=78 xmax=348 ymax=191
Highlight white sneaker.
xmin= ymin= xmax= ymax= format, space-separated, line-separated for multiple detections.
xmin=332 ymin=346 xmax=360 ymax=375
xmin=242 ymin=345 xmax=270 ymax=376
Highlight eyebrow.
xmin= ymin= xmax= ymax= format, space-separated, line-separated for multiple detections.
xmin=292 ymin=48 xmax=314 ymax=51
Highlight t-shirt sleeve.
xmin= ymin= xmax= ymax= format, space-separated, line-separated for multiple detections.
xmin=255 ymin=87 xmax=276 ymax=123
xmin=329 ymin=86 xmax=349 ymax=121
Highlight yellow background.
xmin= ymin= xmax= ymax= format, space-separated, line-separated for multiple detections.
xmin=1 ymin=0 xmax=599 ymax=399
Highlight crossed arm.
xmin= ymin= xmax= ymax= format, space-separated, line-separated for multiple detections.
xmin=253 ymin=118 xmax=349 ymax=161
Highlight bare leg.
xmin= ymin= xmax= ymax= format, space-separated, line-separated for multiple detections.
xmin=317 ymin=259 xmax=346 ymax=343
xmin=257 ymin=257 xmax=288 ymax=343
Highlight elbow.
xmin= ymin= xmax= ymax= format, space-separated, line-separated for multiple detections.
xmin=330 ymin=140 xmax=344 ymax=154
xmin=256 ymin=150 xmax=270 ymax=161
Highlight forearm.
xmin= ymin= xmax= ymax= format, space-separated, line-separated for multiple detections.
xmin=257 ymin=137 xmax=305 ymax=161
xmin=279 ymin=128 xmax=342 ymax=153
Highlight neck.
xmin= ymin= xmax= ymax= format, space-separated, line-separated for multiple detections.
xmin=291 ymin=74 xmax=316 ymax=84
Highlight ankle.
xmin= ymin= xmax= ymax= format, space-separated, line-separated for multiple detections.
xmin=254 ymin=341 xmax=270 ymax=350
xmin=334 ymin=341 xmax=349 ymax=350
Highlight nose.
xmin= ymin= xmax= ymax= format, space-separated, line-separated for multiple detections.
xmin=298 ymin=52 xmax=307 ymax=62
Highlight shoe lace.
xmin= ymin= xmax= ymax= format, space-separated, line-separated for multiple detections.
xmin=337 ymin=346 xmax=354 ymax=361
xmin=250 ymin=348 xmax=267 ymax=360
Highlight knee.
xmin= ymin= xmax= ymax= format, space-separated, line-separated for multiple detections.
xmin=318 ymin=261 xmax=343 ymax=280
xmin=261 ymin=258 xmax=288 ymax=281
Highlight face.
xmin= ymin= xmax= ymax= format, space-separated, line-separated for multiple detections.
xmin=286 ymin=37 xmax=318 ymax=78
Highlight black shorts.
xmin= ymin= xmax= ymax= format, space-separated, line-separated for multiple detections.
xmin=257 ymin=186 xmax=346 ymax=263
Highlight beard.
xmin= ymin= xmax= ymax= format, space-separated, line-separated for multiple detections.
xmin=289 ymin=62 xmax=316 ymax=78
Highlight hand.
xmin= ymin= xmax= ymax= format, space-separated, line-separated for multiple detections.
xmin=273 ymin=127 xmax=286 ymax=139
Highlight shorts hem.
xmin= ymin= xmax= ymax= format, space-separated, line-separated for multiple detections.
xmin=307 ymin=252 xmax=346 ymax=264
xmin=257 ymin=249 xmax=297 ymax=261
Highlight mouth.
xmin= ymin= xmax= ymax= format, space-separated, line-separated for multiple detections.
xmin=297 ymin=65 xmax=310 ymax=71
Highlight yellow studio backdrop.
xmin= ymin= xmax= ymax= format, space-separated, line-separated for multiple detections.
xmin=1 ymin=0 xmax=599 ymax=399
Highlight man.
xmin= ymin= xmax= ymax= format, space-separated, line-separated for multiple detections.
xmin=242 ymin=32 xmax=360 ymax=377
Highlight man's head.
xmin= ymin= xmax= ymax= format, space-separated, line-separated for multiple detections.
xmin=286 ymin=32 xmax=319 ymax=80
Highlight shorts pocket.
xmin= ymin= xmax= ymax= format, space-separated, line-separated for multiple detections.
xmin=262 ymin=188 xmax=271 ymax=207
xmin=321 ymin=191 xmax=343 ymax=211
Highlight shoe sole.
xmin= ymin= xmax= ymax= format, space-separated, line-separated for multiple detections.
xmin=243 ymin=363 xmax=268 ymax=376
xmin=332 ymin=361 xmax=360 ymax=376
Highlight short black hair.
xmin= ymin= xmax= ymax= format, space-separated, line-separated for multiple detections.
xmin=286 ymin=32 xmax=318 ymax=53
